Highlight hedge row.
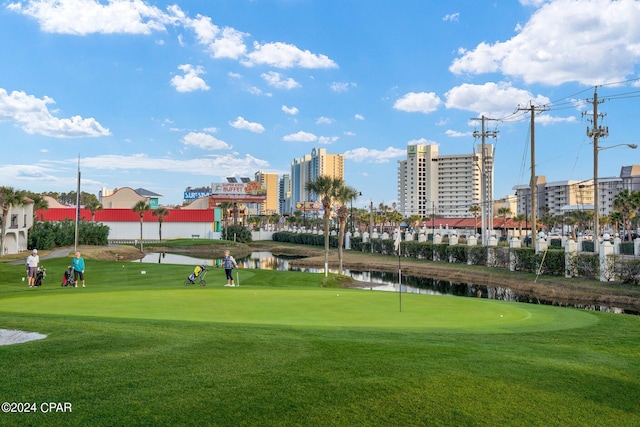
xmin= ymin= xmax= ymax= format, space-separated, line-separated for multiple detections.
xmin=274 ymin=231 xmax=640 ymax=284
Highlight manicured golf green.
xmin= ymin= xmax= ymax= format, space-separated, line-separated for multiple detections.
xmin=1 ymin=257 xmax=639 ymax=426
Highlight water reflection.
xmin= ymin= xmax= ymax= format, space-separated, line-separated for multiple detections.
xmin=136 ymin=252 xmax=639 ymax=315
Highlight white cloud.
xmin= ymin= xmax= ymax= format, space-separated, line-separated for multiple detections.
xmin=519 ymin=0 xmax=549 ymax=6
xmin=450 ymin=0 xmax=640 ymax=85
xmin=408 ymin=138 xmax=438 ymax=145
xmin=243 ymin=41 xmax=338 ymax=69
xmin=7 ymin=0 xmax=178 ymax=35
xmin=354 ymin=114 xmax=365 ymax=120
xmin=393 ymin=92 xmax=442 ymax=114
xmin=445 ymin=129 xmax=472 ymax=138
xmin=53 ymin=152 xmax=269 ymax=178
xmin=261 ymin=71 xmax=300 ymax=89
xmin=282 ymin=105 xmax=299 ymax=115
xmin=229 ymin=116 xmax=265 ymax=133
xmin=182 ymin=132 xmax=230 ymax=150
xmin=316 ymin=116 xmax=333 ymax=125
xmin=171 ymin=64 xmax=209 ymax=92
xmin=283 ymin=131 xmax=317 ymax=142
xmin=9 ymin=1 xmax=338 ymax=72
xmin=534 ymin=114 xmax=577 ymax=126
xmin=445 ymin=82 xmax=550 ymax=118
xmin=247 ymin=86 xmax=272 ymax=97
xmin=318 ymin=136 xmax=338 ymax=144
xmin=330 ymin=82 xmax=356 ymax=92
xmin=343 ymin=147 xmax=406 ymax=164
xmin=0 ymin=88 xmax=110 ymax=138
xmin=443 ymin=12 xmax=460 ymax=22
xmin=186 ymin=14 xmax=248 ymax=59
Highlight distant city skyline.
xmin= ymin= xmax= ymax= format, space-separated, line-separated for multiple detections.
xmin=2 ymin=1 xmax=640 ymax=207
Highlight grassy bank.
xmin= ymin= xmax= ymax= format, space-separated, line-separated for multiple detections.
xmin=1 ymin=257 xmax=640 ymax=426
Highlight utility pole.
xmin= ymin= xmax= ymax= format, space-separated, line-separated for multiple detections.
xmin=517 ymin=102 xmax=547 ymax=250
xmin=584 ymin=89 xmax=608 ymax=252
xmin=472 ymin=116 xmax=498 ymax=246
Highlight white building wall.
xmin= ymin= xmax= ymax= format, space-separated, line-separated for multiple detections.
xmin=2 ymin=202 xmax=34 ymax=254
xmin=105 ymin=222 xmax=219 ymax=241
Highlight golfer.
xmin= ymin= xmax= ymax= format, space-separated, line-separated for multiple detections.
xmin=25 ymin=249 xmax=39 ymax=288
xmin=71 ymin=251 xmax=86 ymax=287
xmin=223 ymin=250 xmax=238 ymax=287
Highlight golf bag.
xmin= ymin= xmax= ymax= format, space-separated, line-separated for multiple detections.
xmin=33 ymin=267 xmax=46 ymax=287
xmin=184 ymin=264 xmax=208 ymax=286
xmin=61 ymin=266 xmax=76 ymax=287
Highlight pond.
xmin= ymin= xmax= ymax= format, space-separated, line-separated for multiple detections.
xmin=137 ymin=252 xmax=639 ymax=315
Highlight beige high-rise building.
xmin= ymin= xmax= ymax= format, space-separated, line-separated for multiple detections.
xmin=397 ymin=143 xmax=491 ymax=218
xmin=255 ymin=170 xmax=279 ymax=215
xmin=290 ymin=148 xmax=345 ymax=207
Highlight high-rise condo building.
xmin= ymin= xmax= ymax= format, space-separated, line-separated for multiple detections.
xmin=397 ymin=143 xmax=493 ymax=218
xmin=290 ymin=148 xmax=345 ymax=207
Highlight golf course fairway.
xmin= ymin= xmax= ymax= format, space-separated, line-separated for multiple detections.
xmin=1 ymin=260 xmax=639 ymax=426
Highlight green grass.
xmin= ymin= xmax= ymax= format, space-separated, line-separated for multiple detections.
xmin=1 ymin=258 xmax=639 ymax=426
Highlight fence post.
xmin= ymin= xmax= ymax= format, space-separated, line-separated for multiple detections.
xmin=509 ymin=237 xmax=521 ymax=272
xmin=599 ymin=240 xmax=615 ymax=282
xmin=564 ymin=239 xmax=577 ymax=278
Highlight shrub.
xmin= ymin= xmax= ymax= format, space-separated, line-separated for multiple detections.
xmin=467 ymin=246 xmax=486 ymax=266
xmin=28 ymin=220 xmax=109 ymax=249
xmin=223 ymin=225 xmax=252 ymax=243
xmin=570 ymin=253 xmax=599 ymax=280
xmin=511 ymin=248 xmax=537 ymax=272
xmin=538 ymin=249 xmax=565 ymax=276
xmin=614 ymin=257 xmax=640 ymax=284
xmin=449 ymin=246 xmax=467 ymax=263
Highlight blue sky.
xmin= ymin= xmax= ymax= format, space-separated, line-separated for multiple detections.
xmin=1 ymin=0 xmax=640 ymax=208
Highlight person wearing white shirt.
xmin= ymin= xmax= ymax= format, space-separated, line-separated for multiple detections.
xmin=25 ymin=249 xmax=40 ymax=288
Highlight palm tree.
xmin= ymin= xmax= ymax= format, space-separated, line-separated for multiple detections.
xmin=512 ymin=213 xmax=525 ymax=239
xmin=608 ymin=211 xmax=623 ymax=236
xmin=632 ymin=190 xmax=640 ymax=237
xmin=565 ymin=216 xmax=577 ymax=240
xmin=85 ymin=199 xmax=103 ymax=222
xmin=497 ymin=207 xmax=511 ymax=238
xmin=152 ymin=206 xmax=170 ymax=242
xmin=599 ymin=214 xmax=611 ymax=236
xmin=407 ymin=214 xmax=421 ymax=232
xmin=469 ymin=205 xmax=481 ymax=235
xmin=132 ymin=200 xmax=150 ymax=251
xmin=334 ymin=185 xmax=359 ymax=275
xmin=0 ymin=187 xmax=27 ymax=256
xmin=218 ymin=201 xmax=233 ymax=238
xmin=613 ymin=190 xmax=635 ymax=241
xmin=306 ymin=176 xmax=342 ymax=277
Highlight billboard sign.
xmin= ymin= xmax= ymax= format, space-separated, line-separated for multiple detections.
xmin=211 ymin=181 xmax=265 ymax=195
xmin=184 ymin=191 xmax=212 ymax=201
